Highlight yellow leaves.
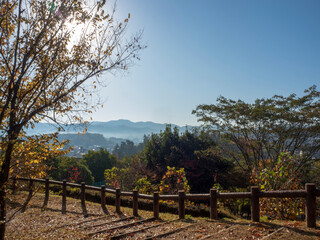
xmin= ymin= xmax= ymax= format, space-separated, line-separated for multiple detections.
xmin=0 ymin=0 xmax=144 ymax=181
xmin=8 ymin=134 xmax=68 ymax=179
xmin=160 ymin=167 xmax=190 ymax=195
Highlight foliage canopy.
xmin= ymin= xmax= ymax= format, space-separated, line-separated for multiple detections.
xmin=82 ymin=148 xmax=117 ymax=182
xmin=141 ymin=125 xmax=232 ymax=192
xmin=193 ymin=86 xmax=320 ymax=173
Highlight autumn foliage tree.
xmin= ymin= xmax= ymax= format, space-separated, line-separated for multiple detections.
xmin=250 ymin=153 xmax=305 ymax=219
xmin=0 ymin=0 xmax=144 ymax=238
xmin=159 ymin=167 xmax=190 ymax=195
xmin=9 ymin=134 xmax=67 ymax=179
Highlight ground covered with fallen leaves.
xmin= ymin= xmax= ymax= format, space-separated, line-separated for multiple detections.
xmin=5 ymin=192 xmax=320 ymax=239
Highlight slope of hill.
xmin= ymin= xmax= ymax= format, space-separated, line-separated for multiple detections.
xmin=57 ymin=133 xmax=126 ymax=150
xmin=7 ymin=192 xmax=319 ymax=240
xmin=26 ymin=119 xmax=191 ymax=143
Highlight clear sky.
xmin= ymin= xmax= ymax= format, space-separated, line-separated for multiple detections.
xmin=91 ymin=0 xmax=320 ymax=126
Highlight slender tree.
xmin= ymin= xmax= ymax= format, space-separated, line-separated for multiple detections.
xmin=0 ymin=0 xmax=144 ymax=238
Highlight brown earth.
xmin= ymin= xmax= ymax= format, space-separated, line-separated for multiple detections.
xmin=5 ymin=192 xmax=320 ymax=239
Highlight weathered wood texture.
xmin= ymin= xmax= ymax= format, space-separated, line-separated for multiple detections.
xmin=13 ymin=178 xmax=319 ymax=228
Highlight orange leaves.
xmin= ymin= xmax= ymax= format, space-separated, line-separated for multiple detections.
xmin=159 ymin=166 xmax=190 ymax=195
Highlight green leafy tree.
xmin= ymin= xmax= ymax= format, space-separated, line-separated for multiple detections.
xmin=193 ymin=86 xmax=320 ymax=174
xmin=142 ymin=125 xmax=180 ymax=172
xmin=112 ymin=140 xmax=145 ymax=160
xmin=82 ymin=148 xmax=117 ymax=182
xmin=180 ymin=130 xmax=233 ymax=191
xmin=48 ymin=156 xmax=94 ymax=184
xmin=141 ymin=125 xmax=231 ymax=192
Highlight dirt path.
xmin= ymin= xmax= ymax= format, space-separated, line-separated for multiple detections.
xmin=5 ymin=192 xmax=320 ymax=239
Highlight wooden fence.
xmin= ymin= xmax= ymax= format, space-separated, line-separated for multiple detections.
xmin=11 ymin=178 xmax=320 ymax=228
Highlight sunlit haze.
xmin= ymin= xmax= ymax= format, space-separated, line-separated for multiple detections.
xmin=87 ymin=0 xmax=320 ymax=126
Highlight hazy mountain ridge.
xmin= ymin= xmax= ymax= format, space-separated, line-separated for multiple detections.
xmin=57 ymin=133 xmax=127 ymax=153
xmin=26 ymin=119 xmax=191 ymax=143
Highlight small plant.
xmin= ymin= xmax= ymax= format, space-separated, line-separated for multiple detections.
xmin=135 ymin=176 xmax=153 ymax=194
xmin=251 ymin=152 xmax=305 ymax=219
xmin=159 ymin=166 xmax=190 ymax=195
xmin=104 ymin=167 xmax=122 ymax=189
xmin=68 ymin=166 xmax=81 ymax=183
xmin=184 ymin=214 xmax=194 ymax=222
xmin=260 ymin=216 xmax=269 ymax=222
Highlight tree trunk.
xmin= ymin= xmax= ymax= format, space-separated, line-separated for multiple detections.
xmin=0 ymin=141 xmax=15 ymax=240
xmin=0 ymin=190 xmax=6 ymax=240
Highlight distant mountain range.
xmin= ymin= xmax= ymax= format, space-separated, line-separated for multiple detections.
xmin=26 ymin=119 xmax=193 ymax=143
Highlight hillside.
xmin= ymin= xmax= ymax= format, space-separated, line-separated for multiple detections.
xmin=58 ymin=133 xmax=126 ymax=150
xmin=26 ymin=119 xmax=191 ymax=143
xmin=7 ymin=192 xmax=319 ymax=239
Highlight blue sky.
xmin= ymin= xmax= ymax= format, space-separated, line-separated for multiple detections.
xmin=92 ymin=0 xmax=320 ymax=126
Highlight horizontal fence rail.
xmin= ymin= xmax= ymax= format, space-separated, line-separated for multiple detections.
xmin=11 ymin=177 xmax=320 ymax=228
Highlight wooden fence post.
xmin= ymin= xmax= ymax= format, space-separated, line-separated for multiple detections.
xmin=116 ymin=188 xmax=121 ymax=213
xmin=178 ymin=190 xmax=185 ymax=219
xmin=101 ymin=185 xmax=109 ymax=214
xmin=251 ymin=186 xmax=260 ymax=222
xmin=306 ymin=183 xmax=316 ymax=228
xmin=81 ymin=182 xmax=88 ymax=217
xmin=11 ymin=178 xmax=16 ymax=195
xmin=210 ymin=188 xmax=218 ymax=220
xmin=133 ymin=190 xmax=139 ymax=217
xmin=62 ymin=180 xmax=67 ymax=214
xmin=21 ymin=178 xmax=34 ymax=213
xmin=153 ymin=192 xmax=159 ymax=219
xmin=42 ymin=178 xmax=50 ymax=211
xmin=28 ymin=178 xmax=33 ymax=195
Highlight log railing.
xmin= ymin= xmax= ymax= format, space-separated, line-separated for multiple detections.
xmin=11 ymin=178 xmax=319 ymax=228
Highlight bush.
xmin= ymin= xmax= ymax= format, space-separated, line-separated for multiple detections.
xmin=250 ymin=153 xmax=305 ymax=219
xmin=159 ymin=167 xmax=190 ymax=195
